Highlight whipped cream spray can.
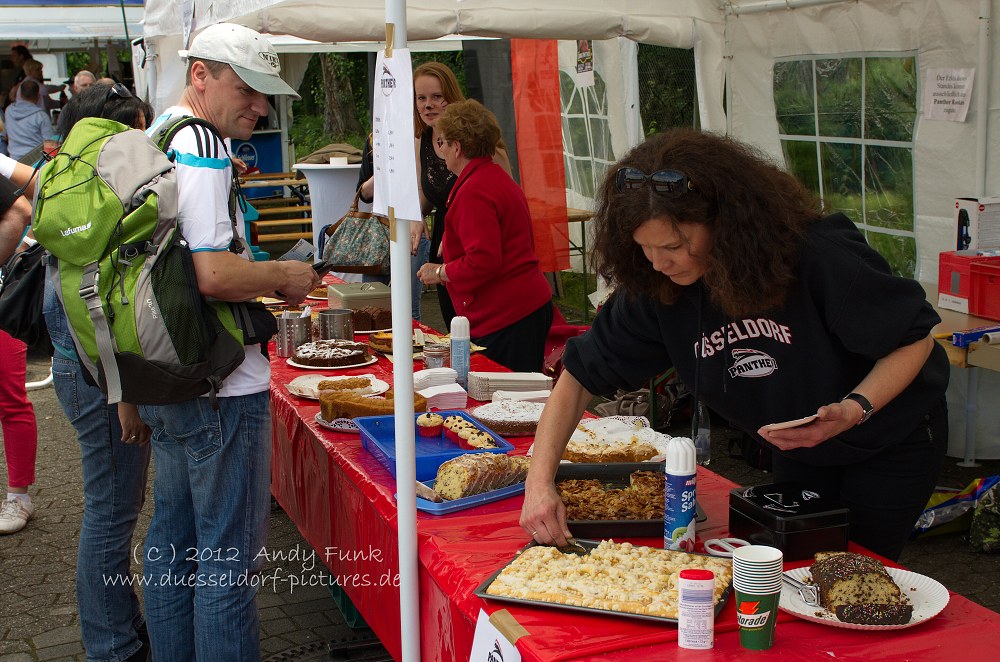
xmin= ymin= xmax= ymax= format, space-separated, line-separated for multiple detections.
xmin=664 ymin=436 xmax=697 ymax=551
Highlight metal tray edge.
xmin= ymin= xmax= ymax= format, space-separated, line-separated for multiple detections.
xmin=472 ymin=540 xmax=733 ymax=624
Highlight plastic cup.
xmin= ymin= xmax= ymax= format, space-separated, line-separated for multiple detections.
xmin=735 ymin=589 xmax=780 ymax=650
xmin=319 ymin=309 xmax=354 ymax=340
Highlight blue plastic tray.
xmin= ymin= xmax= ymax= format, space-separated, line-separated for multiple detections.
xmin=398 ymin=480 xmax=526 ymax=515
xmin=355 ymin=410 xmax=514 ymax=481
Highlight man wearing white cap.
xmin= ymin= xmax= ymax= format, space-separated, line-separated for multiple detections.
xmin=141 ymin=23 xmax=319 ymax=661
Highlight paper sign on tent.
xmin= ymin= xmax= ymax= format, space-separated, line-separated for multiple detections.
xmin=372 ymin=48 xmax=422 ymax=223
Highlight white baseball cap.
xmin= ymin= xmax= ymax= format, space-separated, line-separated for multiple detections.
xmin=179 ymin=23 xmax=301 ymax=100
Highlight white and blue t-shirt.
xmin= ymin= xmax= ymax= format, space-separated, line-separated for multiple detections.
xmin=148 ymin=107 xmax=269 ymax=397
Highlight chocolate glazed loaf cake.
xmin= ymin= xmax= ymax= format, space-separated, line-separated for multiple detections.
xmin=810 ymin=552 xmax=913 ymax=625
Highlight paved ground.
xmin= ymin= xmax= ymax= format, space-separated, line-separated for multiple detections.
xmin=2 ymin=289 xmax=998 ymax=661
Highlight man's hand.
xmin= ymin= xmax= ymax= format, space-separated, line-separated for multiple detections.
xmin=276 ymin=261 xmax=322 ymax=304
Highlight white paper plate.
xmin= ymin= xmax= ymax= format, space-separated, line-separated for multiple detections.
xmin=285 ymin=356 xmax=378 ymax=371
xmin=779 ymin=566 xmax=949 ymax=630
xmin=354 ymin=327 xmax=392 ymax=335
xmin=306 ymin=294 xmax=328 ymax=301
xmin=285 ymin=373 xmax=389 ymax=399
xmin=314 ymin=413 xmax=359 ymax=432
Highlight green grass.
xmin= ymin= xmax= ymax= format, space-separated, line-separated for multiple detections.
xmin=553 ymin=271 xmax=598 ymax=323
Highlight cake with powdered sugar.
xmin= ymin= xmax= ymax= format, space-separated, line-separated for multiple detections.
xmin=469 ymin=401 xmax=545 ymax=436
xmin=291 ymin=339 xmax=371 ymax=367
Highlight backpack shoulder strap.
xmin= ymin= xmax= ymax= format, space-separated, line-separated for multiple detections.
xmin=150 ymin=115 xmax=248 ymax=256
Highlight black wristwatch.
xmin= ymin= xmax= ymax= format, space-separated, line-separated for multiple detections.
xmin=842 ymin=393 xmax=875 ymax=424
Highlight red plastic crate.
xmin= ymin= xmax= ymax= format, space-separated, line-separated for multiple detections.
xmin=970 ymin=260 xmax=1000 ymax=321
xmin=939 ymin=252 xmax=1000 ymax=313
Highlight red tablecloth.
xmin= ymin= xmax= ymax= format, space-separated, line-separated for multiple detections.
xmin=269 ymin=291 xmax=1000 ymax=659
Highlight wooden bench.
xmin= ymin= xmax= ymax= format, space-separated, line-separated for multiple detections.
xmin=255 ymin=205 xmax=312 ymax=218
xmin=250 ymin=217 xmax=313 ymax=247
xmin=255 ymin=231 xmax=312 ymax=244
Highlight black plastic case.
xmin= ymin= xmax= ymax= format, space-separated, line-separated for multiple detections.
xmin=728 ymin=483 xmax=849 ymax=561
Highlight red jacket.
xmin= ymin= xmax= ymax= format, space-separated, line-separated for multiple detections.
xmin=441 ymin=157 xmax=552 ymax=337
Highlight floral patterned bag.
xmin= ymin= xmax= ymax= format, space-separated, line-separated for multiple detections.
xmin=320 ymin=191 xmax=390 ymax=275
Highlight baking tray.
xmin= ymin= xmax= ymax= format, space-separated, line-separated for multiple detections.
xmin=355 ymin=410 xmax=514 ymax=482
xmin=555 ymin=463 xmax=707 ymax=538
xmin=473 ymin=540 xmax=733 ymax=624
xmin=398 ymin=480 xmax=526 ymax=515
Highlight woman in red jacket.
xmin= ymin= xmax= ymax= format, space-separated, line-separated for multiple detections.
xmin=417 ymin=99 xmax=553 ymax=372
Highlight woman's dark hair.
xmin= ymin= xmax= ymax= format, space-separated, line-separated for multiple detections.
xmin=591 ymin=128 xmax=823 ymax=319
xmin=56 ymin=83 xmax=153 ymax=138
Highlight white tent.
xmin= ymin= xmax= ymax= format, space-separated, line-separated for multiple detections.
xmin=141 ymin=0 xmax=999 ymax=284
xmin=0 ymin=1 xmax=143 ymax=51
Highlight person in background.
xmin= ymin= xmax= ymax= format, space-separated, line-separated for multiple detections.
xmin=0 ymin=173 xmax=37 ymax=536
xmin=3 ymin=79 xmax=51 ymax=161
xmin=359 ymin=61 xmax=512 ymax=328
xmin=352 ymin=133 xmax=428 ymax=315
xmin=417 ymin=99 xmax=552 ymax=371
xmin=141 ymin=23 xmax=318 ymax=660
xmin=520 ymin=128 xmax=948 ymax=562
xmin=71 ymin=70 xmax=97 ymax=96
xmin=20 ymin=59 xmax=64 ymax=111
xmin=9 ymin=45 xmax=31 ymax=86
xmin=32 ymin=82 xmax=156 ymax=662
xmin=412 ymin=62 xmax=511 ymax=330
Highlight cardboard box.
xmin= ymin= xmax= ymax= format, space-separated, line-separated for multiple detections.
xmin=937 ymin=251 xmax=1000 ymax=313
xmin=954 ymin=197 xmax=1000 ymax=250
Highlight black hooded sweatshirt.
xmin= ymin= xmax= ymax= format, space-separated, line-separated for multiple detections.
xmin=563 ymin=213 xmax=949 ymax=467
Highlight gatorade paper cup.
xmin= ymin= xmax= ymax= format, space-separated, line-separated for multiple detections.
xmin=735 ymin=589 xmax=780 ymax=650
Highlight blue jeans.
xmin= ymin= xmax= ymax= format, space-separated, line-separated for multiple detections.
xmin=44 ymin=284 xmax=151 ymax=662
xmin=139 ymin=392 xmax=271 ymax=662
xmin=411 ymin=234 xmax=430 ymax=320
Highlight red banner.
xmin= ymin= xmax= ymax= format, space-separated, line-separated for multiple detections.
xmin=511 ymin=39 xmax=570 ymax=272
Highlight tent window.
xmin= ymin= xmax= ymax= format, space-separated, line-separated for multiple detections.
xmin=774 ymin=55 xmax=917 ymax=277
xmin=560 ymin=70 xmax=612 ymax=200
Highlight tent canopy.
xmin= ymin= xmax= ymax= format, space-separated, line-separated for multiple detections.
xmin=141 ymin=0 xmax=1000 ymax=282
xmin=0 ymin=1 xmax=143 ymax=50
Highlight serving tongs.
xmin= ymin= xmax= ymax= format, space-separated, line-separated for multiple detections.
xmin=782 ymin=572 xmax=819 ymax=606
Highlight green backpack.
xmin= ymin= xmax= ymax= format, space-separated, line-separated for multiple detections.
xmin=32 ymin=116 xmax=262 ymax=406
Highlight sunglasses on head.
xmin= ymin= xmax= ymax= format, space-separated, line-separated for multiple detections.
xmin=615 ymin=167 xmax=694 ymax=196
xmin=105 ymin=83 xmax=132 ymax=101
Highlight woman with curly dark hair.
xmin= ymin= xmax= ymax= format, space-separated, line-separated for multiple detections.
xmin=521 ymin=128 xmax=949 ymax=561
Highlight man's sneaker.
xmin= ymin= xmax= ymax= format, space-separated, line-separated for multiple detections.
xmin=0 ymin=497 xmax=34 ymax=534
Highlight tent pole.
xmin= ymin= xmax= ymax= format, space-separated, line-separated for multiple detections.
xmin=728 ymin=0 xmax=851 ymax=15
xmin=384 ymin=2 xmax=420 ymax=661
xmin=976 ymin=0 xmax=992 ymax=197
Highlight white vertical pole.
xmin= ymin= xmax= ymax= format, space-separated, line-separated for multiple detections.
xmin=975 ymin=0 xmax=992 ymax=198
xmin=384 ymin=1 xmax=420 ymax=661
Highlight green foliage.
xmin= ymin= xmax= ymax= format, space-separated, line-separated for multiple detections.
xmin=774 ymin=55 xmax=918 ymax=276
xmin=289 ymin=50 xmax=467 ymax=157
xmin=636 ymin=45 xmax=698 ymax=135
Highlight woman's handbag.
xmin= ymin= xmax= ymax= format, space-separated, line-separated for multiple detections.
xmin=0 ymin=242 xmax=48 ymax=345
xmin=320 ymin=191 xmax=391 ymax=275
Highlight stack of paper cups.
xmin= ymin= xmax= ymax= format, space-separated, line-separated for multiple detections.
xmin=731 ymin=545 xmax=783 ymax=650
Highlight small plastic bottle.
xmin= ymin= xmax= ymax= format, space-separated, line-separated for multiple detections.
xmin=450 ymin=316 xmax=470 ymax=389
xmin=678 ymin=568 xmax=715 ymax=650
xmin=664 ymin=436 xmax=697 ymax=551
xmin=693 ymin=401 xmax=711 ymax=466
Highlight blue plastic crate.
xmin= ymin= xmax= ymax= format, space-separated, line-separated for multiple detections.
xmin=355 ymin=410 xmax=513 ymax=481
xmin=399 ymin=480 xmax=526 ymax=515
